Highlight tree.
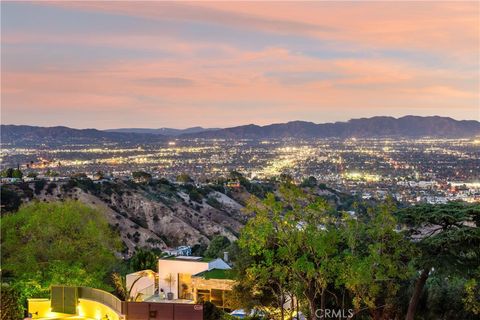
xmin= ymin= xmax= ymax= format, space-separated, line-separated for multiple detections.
xmin=464 ymin=276 xmax=480 ymax=315
xmin=191 ymin=243 xmax=208 ymax=257
xmin=237 ymin=184 xmax=415 ymax=320
xmin=26 ymin=172 xmax=38 ymax=178
xmin=176 ymin=173 xmax=193 ymax=184
xmin=189 ymin=189 xmax=203 ymax=203
xmin=203 ymin=301 xmax=224 ymax=320
xmin=164 ymin=273 xmax=176 ymax=297
xmin=45 ymin=169 xmax=59 ymax=177
xmin=1 ymin=168 xmax=14 ymax=178
xmin=0 ymin=187 xmax=22 ymax=213
xmin=132 ymin=171 xmax=152 ymax=183
xmin=204 ymin=235 xmax=231 ymax=259
xmin=1 ymin=200 xmax=121 ymax=309
xmin=12 ymin=168 xmax=23 ymax=179
xmin=340 ymin=200 xmax=414 ymax=319
xmin=111 ymin=270 xmax=154 ymax=301
xmin=300 ymin=176 xmax=317 ymax=188
xmin=398 ymin=202 xmax=480 ymax=320
xmin=0 ymin=284 xmax=23 ymax=320
xmin=239 ymin=183 xmax=341 ymax=319
xmin=129 ymin=248 xmax=158 ymax=271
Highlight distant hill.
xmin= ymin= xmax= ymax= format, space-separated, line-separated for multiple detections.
xmin=0 ymin=125 xmax=165 ymax=147
xmin=182 ymin=116 xmax=480 ymax=139
xmin=2 ymin=116 xmax=479 ymax=147
xmin=1 ymin=177 xmax=350 ymax=256
xmin=106 ymin=126 xmax=220 ymax=136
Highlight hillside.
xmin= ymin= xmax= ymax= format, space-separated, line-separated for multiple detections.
xmin=1 ymin=178 xmax=351 ymax=257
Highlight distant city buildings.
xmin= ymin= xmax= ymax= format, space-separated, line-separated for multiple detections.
xmin=1 ymin=137 xmax=479 ymax=204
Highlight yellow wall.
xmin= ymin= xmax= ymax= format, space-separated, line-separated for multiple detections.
xmin=77 ymin=298 xmax=122 ymax=320
xmin=27 ymin=299 xmax=73 ymax=319
xmin=27 ymin=298 xmax=123 ymax=320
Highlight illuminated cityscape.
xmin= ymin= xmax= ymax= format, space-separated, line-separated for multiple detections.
xmin=2 ymin=137 xmax=479 ymax=204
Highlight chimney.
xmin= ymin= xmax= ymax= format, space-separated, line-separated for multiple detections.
xmin=223 ymin=251 xmax=229 ymax=263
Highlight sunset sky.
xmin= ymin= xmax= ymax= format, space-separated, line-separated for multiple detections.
xmin=2 ymin=1 xmax=479 ymax=129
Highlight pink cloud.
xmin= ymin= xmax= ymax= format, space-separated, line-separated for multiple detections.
xmin=2 ymin=1 xmax=478 ymax=128
xmin=41 ymin=1 xmax=479 ymax=56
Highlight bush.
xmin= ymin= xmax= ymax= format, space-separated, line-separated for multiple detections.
xmin=0 ymin=283 xmax=24 ymax=320
xmin=204 ymin=236 xmax=231 ymax=259
xmin=45 ymin=182 xmax=57 ymax=195
xmin=1 ymin=201 xmax=121 ymax=309
xmin=189 ymin=189 xmax=203 ymax=203
xmin=206 ymin=196 xmax=223 ymax=210
xmin=191 ymin=243 xmax=207 ymax=256
xmin=34 ymin=179 xmax=46 ymax=195
xmin=300 ymin=176 xmax=317 ymax=188
xmin=61 ymin=179 xmax=77 ymax=193
xmin=0 ymin=187 xmax=22 ymax=213
xmin=130 ymin=216 xmax=149 ymax=229
xmin=203 ymin=301 xmax=224 ymax=320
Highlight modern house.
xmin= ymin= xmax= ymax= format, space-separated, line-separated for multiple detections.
xmin=157 ymin=256 xmax=232 ymax=302
xmin=26 ymin=255 xmax=235 ymax=319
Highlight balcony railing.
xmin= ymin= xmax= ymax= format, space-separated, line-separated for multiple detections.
xmin=51 ymin=285 xmax=125 ymax=315
xmin=134 ymin=283 xmax=155 ymax=301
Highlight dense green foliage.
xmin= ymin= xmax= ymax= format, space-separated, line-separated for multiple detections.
xmin=129 ymin=248 xmax=159 ymax=271
xmin=189 ymin=189 xmax=203 ymax=202
xmin=233 ymin=183 xmax=480 ymax=320
xmin=0 ymin=284 xmax=24 ymax=320
xmin=398 ymin=202 xmax=480 ymax=320
xmin=0 ymin=177 xmax=478 ymax=319
xmin=176 ymin=173 xmax=193 ymax=184
xmin=300 ymin=176 xmax=317 ymax=188
xmin=132 ymin=171 xmax=152 ymax=182
xmin=0 ymin=187 xmax=22 ymax=213
xmin=204 ymin=235 xmax=232 ymax=259
xmin=229 ymin=171 xmax=272 ymax=198
xmin=1 ymin=167 xmax=23 ymax=178
xmin=1 ymin=200 xmax=122 ymax=313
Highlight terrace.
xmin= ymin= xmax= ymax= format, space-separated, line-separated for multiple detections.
xmin=125 ymin=256 xmax=235 ymax=310
xmin=27 ymin=286 xmax=203 ymax=320
xmin=27 ymin=256 xmax=235 ymax=319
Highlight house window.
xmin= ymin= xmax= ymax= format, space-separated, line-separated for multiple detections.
xmin=178 ymin=273 xmax=193 ymax=300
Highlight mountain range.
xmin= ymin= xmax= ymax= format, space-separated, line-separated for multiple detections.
xmin=183 ymin=116 xmax=480 ymax=139
xmin=0 ymin=125 xmax=164 ymax=147
xmin=2 ymin=116 xmax=479 ymax=147
xmin=106 ymin=126 xmax=219 ymax=136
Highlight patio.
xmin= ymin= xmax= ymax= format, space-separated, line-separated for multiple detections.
xmin=144 ymin=294 xmax=194 ymax=304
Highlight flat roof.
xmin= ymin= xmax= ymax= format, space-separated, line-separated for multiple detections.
xmin=160 ymin=256 xmax=215 ymax=262
xmin=192 ymin=268 xmax=236 ymax=280
xmin=129 ymin=269 xmax=156 ymax=275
